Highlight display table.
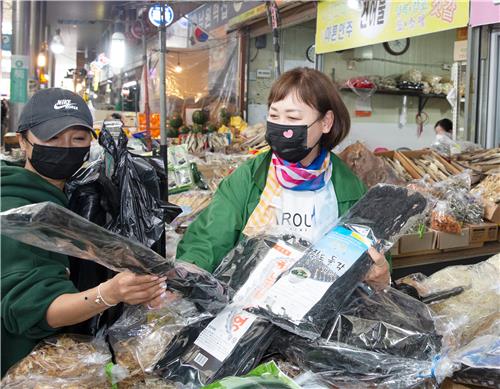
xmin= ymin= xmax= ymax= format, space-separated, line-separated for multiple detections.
xmin=392 ymin=241 xmax=500 ymax=278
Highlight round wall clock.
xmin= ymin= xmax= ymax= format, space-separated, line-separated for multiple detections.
xmin=306 ymin=44 xmax=315 ymax=63
xmin=383 ymin=38 xmax=410 ymax=56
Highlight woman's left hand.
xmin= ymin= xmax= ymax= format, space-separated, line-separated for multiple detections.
xmin=364 ymin=247 xmax=391 ymax=289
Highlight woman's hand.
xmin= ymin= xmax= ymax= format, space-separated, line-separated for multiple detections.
xmin=101 ymin=272 xmax=167 ymax=305
xmin=364 ymin=247 xmax=390 ymax=289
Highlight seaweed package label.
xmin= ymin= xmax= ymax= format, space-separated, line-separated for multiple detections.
xmin=253 ymin=226 xmax=373 ymax=323
xmin=189 ymin=240 xmax=304 ymax=372
xmin=191 ymin=307 xmax=256 ymax=370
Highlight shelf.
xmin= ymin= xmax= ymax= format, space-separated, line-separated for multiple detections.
xmin=339 ymin=87 xmax=447 ymax=116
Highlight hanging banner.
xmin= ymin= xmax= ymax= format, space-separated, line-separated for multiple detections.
xmin=10 ymin=55 xmax=29 ymax=103
xmin=470 ymin=0 xmax=500 ymax=27
xmin=316 ymin=0 xmax=469 ymax=54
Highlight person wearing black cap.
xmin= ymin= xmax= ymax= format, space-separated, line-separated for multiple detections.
xmin=1 ymin=88 xmax=167 ymax=375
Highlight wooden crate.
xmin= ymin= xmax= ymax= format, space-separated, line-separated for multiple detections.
xmin=375 ymin=151 xmax=421 ymax=181
xmin=400 ymin=149 xmax=462 ymax=181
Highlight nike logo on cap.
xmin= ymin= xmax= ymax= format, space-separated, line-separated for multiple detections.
xmin=54 ymin=99 xmax=78 ymax=110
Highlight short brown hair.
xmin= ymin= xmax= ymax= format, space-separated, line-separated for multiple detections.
xmin=267 ymin=67 xmax=350 ymax=150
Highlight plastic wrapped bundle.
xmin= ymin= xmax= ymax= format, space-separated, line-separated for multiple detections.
xmin=323 ymin=286 xmax=441 ymax=361
xmin=155 ymin=237 xmax=308 ymax=387
xmin=275 ymin=336 xmax=437 ymax=389
xmin=202 ymin=361 xmax=301 ymax=389
xmin=108 ymin=296 xmax=212 ymax=385
xmin=1 ymin=334 xmax=124 ymax=389
xmin=247 ymin=185 xmax=428 ymax=339
xmin=0 ymin=202 xmax=174 ymax=275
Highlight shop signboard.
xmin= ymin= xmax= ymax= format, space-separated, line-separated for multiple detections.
xmin=470 ymin=0 xmax=500 ymax=27
xmin=316 ymin=0 xmax=469 ymax=54
xmin=10 ymin=55 xmax=29 ymax=103
xmin=187 ymin=2 xmax=262 ymax=32
xmin=148 ymin=4 xmax=174 ymax=27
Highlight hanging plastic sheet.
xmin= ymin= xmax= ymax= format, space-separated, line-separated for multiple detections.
xmin=247 ymin=184 xmax=428 ymax=339
xmin=147 ymin=35 xmax=239 ymax=123
xmin=155 ymin=236 xmax=308 ymax=387
xmin=0 ymin=201 xmax=173 ymax=275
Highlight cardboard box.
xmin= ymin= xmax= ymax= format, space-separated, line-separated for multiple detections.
xmin=484 ymin=201 xmax=500 ymax=224
xmin=435 ymin=228 xmax=471 ymax=250
xmin=389 ymin=240 xmax=400 ymax=256
xmin=468 ymin=223 xmax=498 ymax=244
xmin=399 ymin=230 xmax=437 ymax=254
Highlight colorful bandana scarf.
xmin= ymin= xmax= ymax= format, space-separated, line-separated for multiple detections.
xmin=243 ymin=149 xmax=332 ymax=237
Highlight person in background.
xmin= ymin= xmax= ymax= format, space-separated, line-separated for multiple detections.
xmin=434 ymin=118 xmax=453 ymax=138
xmin=176 ymin=67 xmax=390 ymax=285
xmin=1 ymin=88 xmax=166 ymax=375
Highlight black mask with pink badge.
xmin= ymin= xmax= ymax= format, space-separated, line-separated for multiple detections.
xmin=265 ymin=118 xmax=321 ymax=163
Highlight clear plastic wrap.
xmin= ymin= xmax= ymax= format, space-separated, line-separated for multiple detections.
xmin=108 ymin=296 xmax=212 ymax=380
xmin=275 ymin=336 xmax=436 ymax=389
xmin=0 ymin=201 xmax=173 ymax=275
xmin=1 ymin=334 xmax=114 ymax=389
xmin=247 ymin=185 xmax=428 ymax=339
xmin=202 ymin=361 xmax=301 ymax=389
xmin=397 ymin=255 xmax=500 ymax=387
xmin=430 ymin=200 xmax=462 ymax=234
xmin=154 ymin=236 xmax=308 ymax=387
xmin=323 ymin=286 xmax=442 ymax=361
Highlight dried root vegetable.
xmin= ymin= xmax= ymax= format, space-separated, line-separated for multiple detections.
xmin=2 ymin=335 xmax=112 ymax=388
xmin=454 ymin=148 xmax=500 ymax=172
xmin=472 ymin=174 xmax=500 ymax=204
xmin=382 ymin=157 xmax=413 ymax=181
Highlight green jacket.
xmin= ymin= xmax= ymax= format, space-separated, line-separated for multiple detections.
xmin=1 ymin=162 xmax=78 ymax=376
xmin=177 ymin=151 xmax=368 ymax=273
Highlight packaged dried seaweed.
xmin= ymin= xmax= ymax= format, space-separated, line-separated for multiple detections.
xmin=0 ymin=202 xmax=174 ymax=275
xmin=247 ymin=184 xmax=428 ymax=339
xmin=108 ymin=296 xmax=212 ymax=380
xmin=323 ymin=286 xmax=441 ymax=361
xmin=1 ymin=334 xmax=117 ymax=388
xmin=155 ymin=236 xmax=308 ymax=387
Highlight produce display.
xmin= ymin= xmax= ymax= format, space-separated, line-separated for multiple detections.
xmin=2 ymin=335 xmax=115 ymax=389
xmin=471 ymin=173 xmax=500 ymax=204
xmin=170 ymin=191 xmax=213 ymax=228
xmin=339 ymin=142 xmax=405 ymax=187
xmin=403 ymin=152 xmax=461 ymax=182
xmin=452 ymin=147 xmax=500 ymax=173
xmin=381 ymin=155 xmax=414 ymax=182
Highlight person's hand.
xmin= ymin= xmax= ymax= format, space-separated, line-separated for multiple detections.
xmin=364 ymin=247 xmax=390 ymax=289
xmin=145 ymin=290 xmax=179 ymax=310
xmin=101 ymin=272 xmax=167 ymax=305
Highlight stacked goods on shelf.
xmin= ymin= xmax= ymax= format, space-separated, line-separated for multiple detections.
xmin=374 ymin=150 xmax=419 ymax=182
xmin=472 ymin=173 xmax=500 ymax=224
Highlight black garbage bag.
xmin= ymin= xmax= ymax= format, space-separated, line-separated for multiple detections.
xmin=323 ymin=286 xmax=442 ymax=361
xmin=246 ymin=184 xmax=428 ymax=339
xmin=99 ymin=128 xmax=181 ymax=250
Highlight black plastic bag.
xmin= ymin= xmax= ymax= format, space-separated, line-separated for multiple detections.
xmin=247 ymin=185 xmax=428 ymax=339
xmin=323 ymin=286 xmax=442 ymax=361
xmin=99 ymin=129 xmax=181 ymax=249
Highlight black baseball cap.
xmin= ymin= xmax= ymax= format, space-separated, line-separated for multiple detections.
xmin=17 ymin=88 xmax=96 ymax=141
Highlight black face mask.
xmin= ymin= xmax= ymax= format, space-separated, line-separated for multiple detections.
xmin=27 ymin=141 xmax=90 ymax=180
xmin=265 ymin=118 xmax=321 ymax=163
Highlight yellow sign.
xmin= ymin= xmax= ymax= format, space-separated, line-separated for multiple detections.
xmin=316 ymin=0 xmax=469 ymax=54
